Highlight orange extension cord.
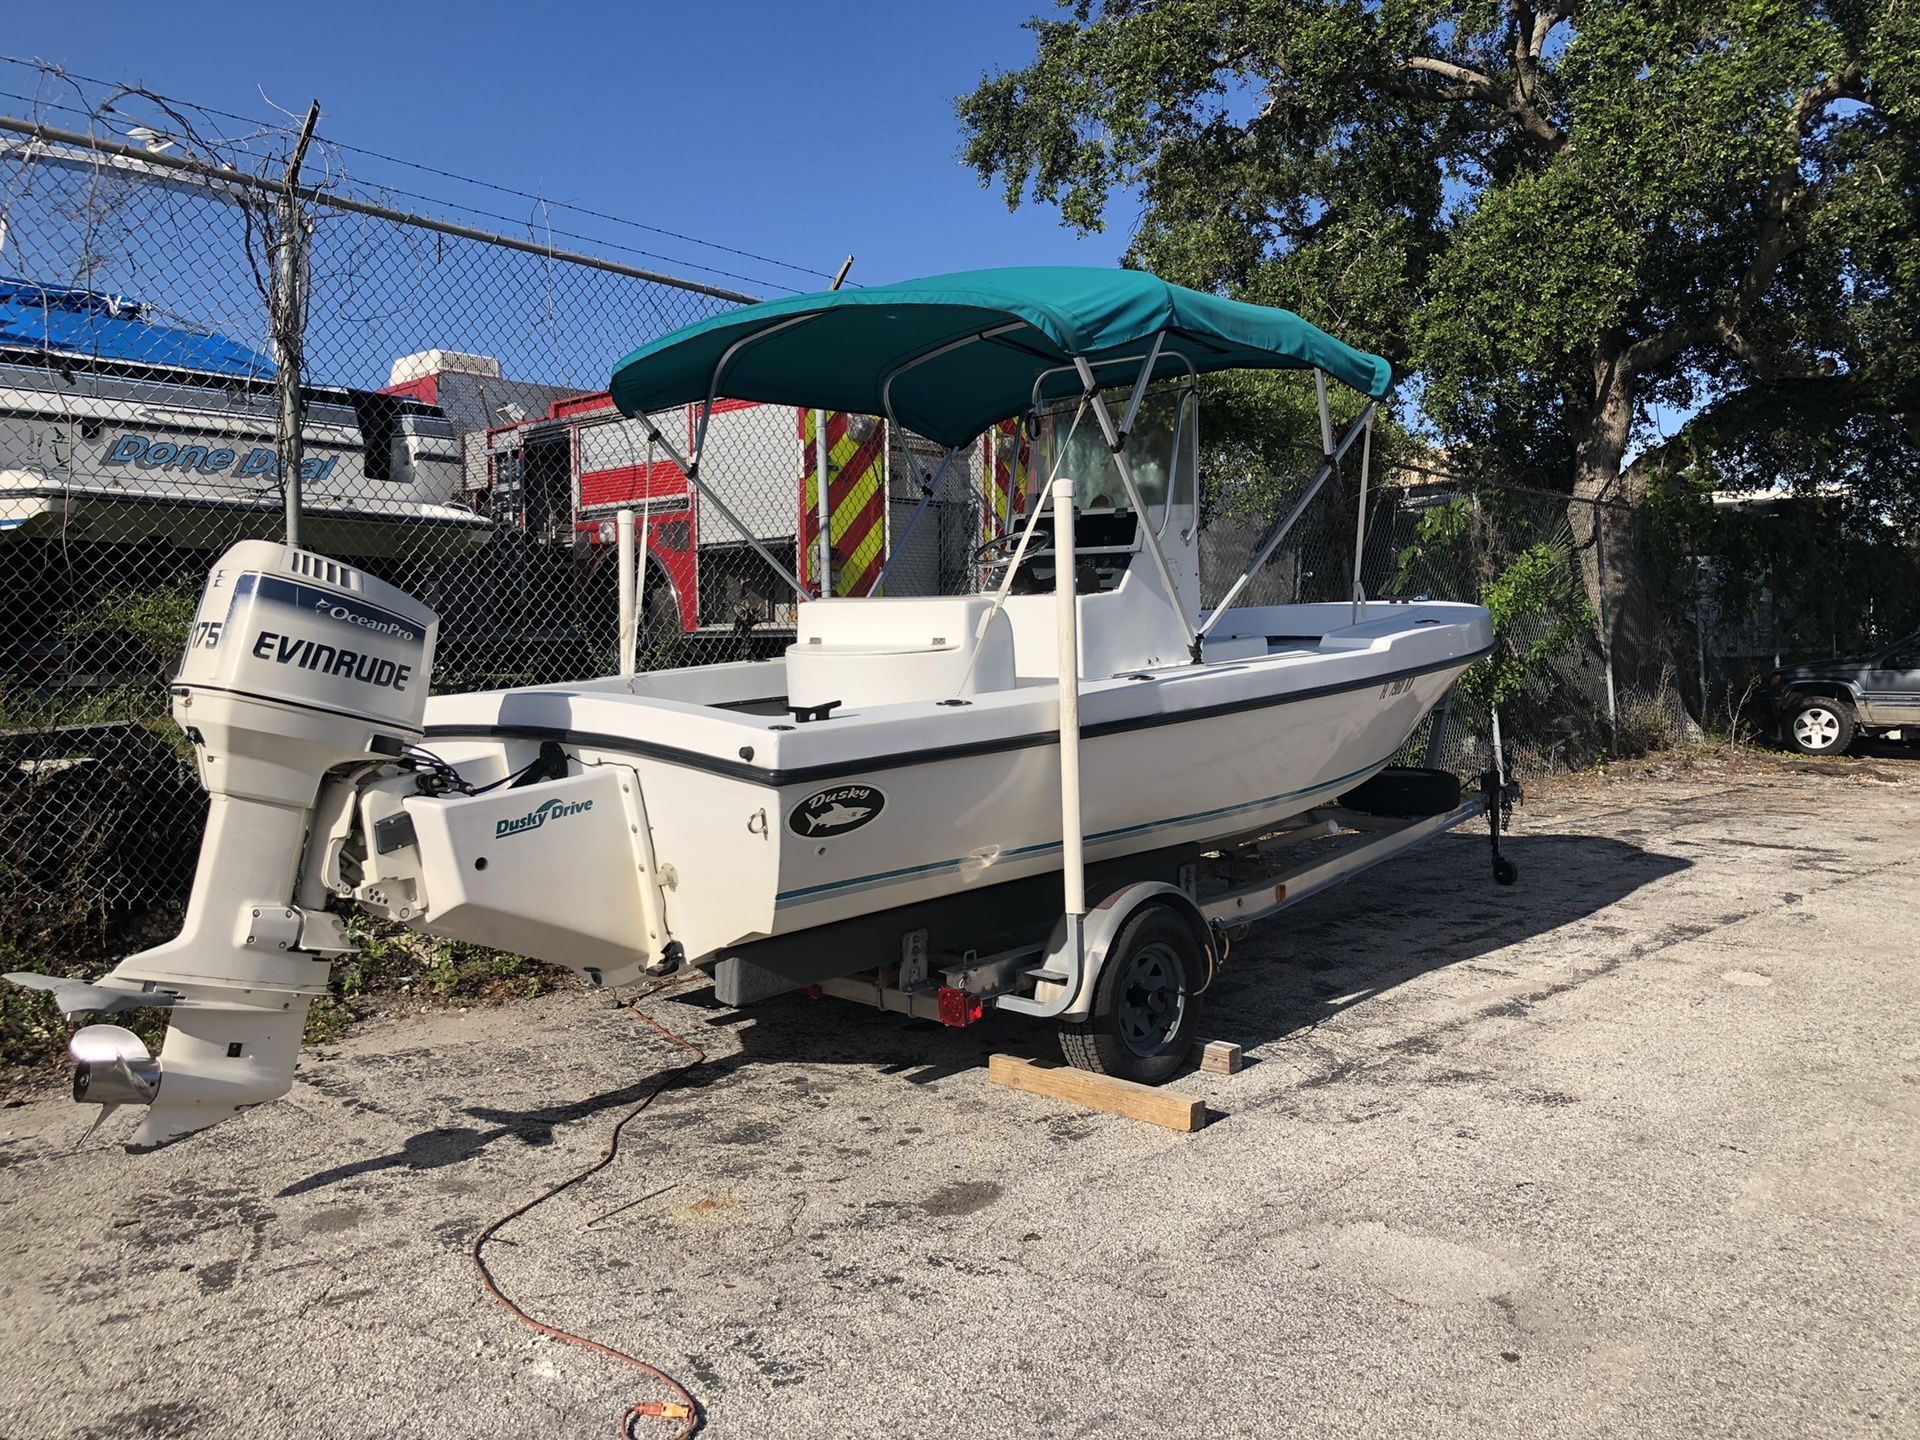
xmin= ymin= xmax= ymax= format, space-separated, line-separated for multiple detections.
xmin=469 ymin=974 xmax=710 ymax=1440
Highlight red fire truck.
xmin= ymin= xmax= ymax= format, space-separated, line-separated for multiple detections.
xmin=469 ymin=387 xmax=1004 ymax=637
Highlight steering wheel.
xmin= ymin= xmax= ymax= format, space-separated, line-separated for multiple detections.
xmin=972 ymin=530 xmax=1034 ymax=568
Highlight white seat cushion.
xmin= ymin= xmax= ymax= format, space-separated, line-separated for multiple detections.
xmin=786 ymin=597 xmax=1015 ymax=709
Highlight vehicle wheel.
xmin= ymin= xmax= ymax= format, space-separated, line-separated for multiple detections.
xmin=1493 ymin=857 xmax=1518 ymax=886
xmin=1058 ymin=905 xmax=1204 ymax=1085
xmin=1784 ymin=694 xmax=1856 ymax=756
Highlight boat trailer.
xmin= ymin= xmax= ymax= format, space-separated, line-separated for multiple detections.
xmin=812 ymin=767 xmax=1521 ymax=1037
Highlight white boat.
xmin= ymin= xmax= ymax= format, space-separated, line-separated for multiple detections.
xmin=7 ymin=266 xmax=1494 ymax=1145
xmin=0 ymin=276 xmax=486 ymax=555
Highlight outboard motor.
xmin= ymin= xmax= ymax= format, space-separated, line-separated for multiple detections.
xmin=8 ymin=541 xmax=437 ymax=1145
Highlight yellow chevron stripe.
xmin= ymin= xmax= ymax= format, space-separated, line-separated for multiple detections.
xmin=836 ymin=543 xmax=883 ymax=595
xmin=830 ymin=465 xmax=881 ymax=538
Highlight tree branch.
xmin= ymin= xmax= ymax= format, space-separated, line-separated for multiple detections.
xmin=1391 ymin=51 xmax=1565 ymax=150
xmin=1529 ymin=3 xmax=1573 ymax=60
xmin=1739 ymin=64 xmax=1867 ymax=308
xmin=1622 ymin=63 xmax=1870 ymax=379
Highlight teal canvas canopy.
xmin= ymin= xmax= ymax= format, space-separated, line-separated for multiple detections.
xmin=608 ymin=266 xmax=1392 ymax=449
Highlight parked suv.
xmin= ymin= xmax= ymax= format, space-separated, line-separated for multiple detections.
xmin=1767 ymin=632 xmax=1920 ymax=754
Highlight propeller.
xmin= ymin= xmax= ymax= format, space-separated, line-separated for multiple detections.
xmin=68 ymin=1023 xmax=162 ymax=1145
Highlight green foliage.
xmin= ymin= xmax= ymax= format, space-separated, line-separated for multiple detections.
xmin=959 ymin=1 xmax=1919 ymax=545
xmin=60 ymin=573 xmax=201 ymax=678
xmin=1644 ymin=462 xmax=1920 ymax=660
xmin=292 ymin=917 xmax=567 ymax=1052
xmin=320 ymin=913 xmax=566 ymax=1013
xmin=1394 ymin=496 xmax=1595 ymax=706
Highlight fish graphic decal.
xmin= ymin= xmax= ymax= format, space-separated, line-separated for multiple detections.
xmin=788 ymin=784 xmax=886 ymax=838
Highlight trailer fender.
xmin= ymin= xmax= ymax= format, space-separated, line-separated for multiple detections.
xmin=1040 ymin=881 xmax=1215 ymax=1023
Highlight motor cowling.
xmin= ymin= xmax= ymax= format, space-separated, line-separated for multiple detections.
xmin=23 ymin=542 xmax=442 ymax=1147
xmin=174 ymin=541 xmax=437 ymax=805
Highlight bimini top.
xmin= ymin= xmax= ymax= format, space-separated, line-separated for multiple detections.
xmin=0 ymin=276 xmax=275 ymax=380
xmin=609 ymin=266 xmax=1392 ymax=449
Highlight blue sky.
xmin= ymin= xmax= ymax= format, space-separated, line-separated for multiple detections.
xmin=2 ymin=0 xmax=1129 ymax=296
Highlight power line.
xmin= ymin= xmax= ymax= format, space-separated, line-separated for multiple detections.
xmin=0 ymin=86 xmax=801 ymax=295
xmin=0 ymin=56 xmax=838 ymax=287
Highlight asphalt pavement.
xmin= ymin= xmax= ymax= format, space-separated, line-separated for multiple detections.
xmin=2 ymin=756 xmax=1915 ymax=1439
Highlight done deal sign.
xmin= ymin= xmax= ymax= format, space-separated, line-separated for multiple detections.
xmin=102 ymin=432 xmax=341 ymax=483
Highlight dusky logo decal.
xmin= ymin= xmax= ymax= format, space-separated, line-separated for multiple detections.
xmin=788 ymin=784 xmax=885 ymax=838
xmin=495 ymin=796 xmax=594 ymax=839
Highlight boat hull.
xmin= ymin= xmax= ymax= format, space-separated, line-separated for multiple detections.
xmin=756 ymin=658 xmax=1461 ymax=933
xmin=423 ymin=602 xmax=1490 ymax=968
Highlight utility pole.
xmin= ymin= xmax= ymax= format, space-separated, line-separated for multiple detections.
xmin=274 ymin=100 xmax=320 ymax=549
xmin=813 ymin=254 xmax=854 ymax=597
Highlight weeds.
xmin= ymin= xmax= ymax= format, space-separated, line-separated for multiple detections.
xmin=3 ymin=906 xmax=573 ymax=1086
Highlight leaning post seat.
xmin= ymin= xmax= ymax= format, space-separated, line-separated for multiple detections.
xmin=785 ymin=597 xmax=1017 ymax=710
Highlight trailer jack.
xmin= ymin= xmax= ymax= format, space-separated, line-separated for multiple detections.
xmin=1483 ymin=768 xmax=1521 ymax=886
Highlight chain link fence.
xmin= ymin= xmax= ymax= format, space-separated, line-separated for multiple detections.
xmin=1202 ymin=453 xmax=1666 ymax=778
xmin=0 ymin=101 xmax=771 ymax=967
xmin=0 ymin=85 xmax=1689 ymax=981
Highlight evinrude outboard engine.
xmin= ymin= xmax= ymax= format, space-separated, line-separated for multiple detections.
xmin=8 ymin=541 xmax=437 ymax=1145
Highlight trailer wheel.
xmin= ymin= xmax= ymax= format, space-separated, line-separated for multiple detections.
xmin=1058 ymin=904 xmax=1203 ymax=1085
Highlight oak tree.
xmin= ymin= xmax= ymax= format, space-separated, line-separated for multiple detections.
xmin=959 ymin=0 xmax=1918 ymax=681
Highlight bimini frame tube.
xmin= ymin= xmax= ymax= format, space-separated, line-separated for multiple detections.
xmin=640 ymin=418 xmax=806 ymax=598
xmin=869 ymin=320 xmax=1026 ymax=597
xmin=1071 ymin=350 xmax=1196 ymax=650
xmin=1351 ymin=409 xmax=1374 ymax=625
xmin=1196 ymin=397 xmax=1377 ymax=643
xmin=635 ymin=310 xmax=825 ymax=608
xmin=870 ymin=443 xmax=961 ymax=597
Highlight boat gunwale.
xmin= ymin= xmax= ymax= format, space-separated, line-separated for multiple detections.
xmin=422 ymin=638 xmax=1493 ymax=790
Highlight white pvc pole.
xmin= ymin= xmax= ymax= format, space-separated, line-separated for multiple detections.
xmin=1052 ymin=477 xmax=1086 ymax=942
xmin=814 ymin=411 xmax=832 ymax=598
xmin=616 ymin=507 xmax=637 ymax=678
xmin=1351 ymin=411 xmax=1373 ymax=625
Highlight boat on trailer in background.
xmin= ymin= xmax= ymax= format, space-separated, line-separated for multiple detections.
xmin=0 ymin=276 xmax=486 ymax=556
xmin=7 ymin=266 xmax=1513 ymax=1147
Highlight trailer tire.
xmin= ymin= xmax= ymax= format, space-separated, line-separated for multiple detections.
xmin=1338 ymin=766 xmax=1461 ymax=817
xmin=1058 ymin=904 xmax=1202 ymax=1085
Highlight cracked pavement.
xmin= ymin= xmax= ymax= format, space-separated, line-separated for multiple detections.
xmin=2 ymin=759 xmax=1916 ymax=1438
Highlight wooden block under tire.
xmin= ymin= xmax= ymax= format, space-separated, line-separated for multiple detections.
xmin=987 ymin=1054 xmax=1205 ymax=1132
xmin=1200 ymin=1040 xmax=1243 ymax=1075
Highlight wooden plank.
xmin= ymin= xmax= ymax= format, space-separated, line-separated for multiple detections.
xmin=1200 ymin=1040 xmax=1243 ymax=1075
xmin=987 ymin=1054 xmax=1205 ymax=1132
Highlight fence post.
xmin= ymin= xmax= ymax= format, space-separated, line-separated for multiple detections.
xmin=1693 ymin=554 xmax=1709 ymax=718
xmin=273 ymin=101 xmax=321 ymax=550
xmin=1592 ymin=494 xmax=1619 ymax=747
xmin=813 ymin=411 xmax=832 ymax=597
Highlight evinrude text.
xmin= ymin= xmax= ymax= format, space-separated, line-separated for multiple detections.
xmin=250 ymin=630 xmax=413 ymax=691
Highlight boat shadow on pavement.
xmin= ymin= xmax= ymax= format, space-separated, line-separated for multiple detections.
xmin=279 ymin=828 xmax=1683 ymax=1196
